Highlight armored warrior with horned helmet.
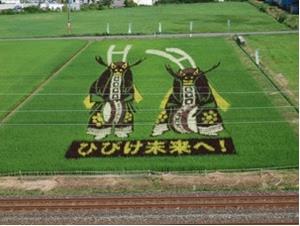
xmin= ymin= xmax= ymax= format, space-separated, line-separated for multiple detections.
xmin=85 ymin=45 xmax=143 ymax=140
xmin=146 ymin=48 xmax=229 ymax=137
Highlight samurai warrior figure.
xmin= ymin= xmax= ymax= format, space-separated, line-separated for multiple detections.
xmin=146 ymin=48 xmax=229 ymax=137
xmin=85 ymin=45 xmax=143 ymax=140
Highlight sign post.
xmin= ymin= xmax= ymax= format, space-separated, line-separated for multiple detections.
xmin=67 ymin=0 xmax=72 ymax=34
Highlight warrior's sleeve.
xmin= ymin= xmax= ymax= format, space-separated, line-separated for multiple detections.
xmin=89 ymin=79 xmax=104 ymax=103
xmin=122 ymin=70 xmax=134 ymax=102
xmin=172 ymin=80 xmax=183 ymax=104
xmin=165 ymin=80 xmax=181 ymax=109
xmin=195 ymin=74 xmax=213 ymax=104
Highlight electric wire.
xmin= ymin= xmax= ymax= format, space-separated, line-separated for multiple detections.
xmin=0 ymin=90 xmax=298 ymax=95
xmin=0 ymin=120 xmax=298 ymax=126
xmin=0 ymin=105 xmax=297 ymax=113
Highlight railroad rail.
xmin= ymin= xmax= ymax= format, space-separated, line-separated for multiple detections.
xmin=0 ymin=194 xmax=298 ymax=211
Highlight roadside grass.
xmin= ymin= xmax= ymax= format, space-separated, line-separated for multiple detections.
xmin=0 ymin=37 xmax=297 ymax=173
xmin=0 ymin=2 xmax=289 ymax=38
xmin=0 ymin=170 xmax=298 ymax=196
xmin=0 ymin=40 xmax=87 ymax=119
xmin=245 ymin=34 xmax=299 ymax=93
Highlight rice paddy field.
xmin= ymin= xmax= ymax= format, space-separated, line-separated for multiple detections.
xmin=0 ymin=40 xmax=87 ymax=118
xmin=246 ymin=34 xmax=299 ymax=92
xmin=0 ymin=37 xmax=298 ymax=173
xmin=0 ymin=2 xmax=290 ymax=38
xmin=0 ymin=1 xmax=298 ymax=174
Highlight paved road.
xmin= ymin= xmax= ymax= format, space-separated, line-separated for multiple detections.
xmin=0 ymin=30 xmax=298 ymax=41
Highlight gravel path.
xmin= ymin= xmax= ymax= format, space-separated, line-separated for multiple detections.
xmin=0 ymin=192 xmax=298 ymax=224
xmin=0 ymin=207 xmax=298 ymax=224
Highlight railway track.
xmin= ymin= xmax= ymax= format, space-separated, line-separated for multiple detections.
xmin=0 ymin=194 xmax=298 ymax=211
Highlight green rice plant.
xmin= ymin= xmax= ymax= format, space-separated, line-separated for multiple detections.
xmin=246 ymin=34 xmax=298 ymax=94
xmin=0 ymin=40 xmax=87 ymax=119
xmin=0 ymin=2 xmax=289 ymax=38
xmin=0 ymin=37 xmax=297 ymax=173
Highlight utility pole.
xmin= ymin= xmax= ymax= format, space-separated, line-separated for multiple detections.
xmin=158 ymin=22 xmax=162 ymax=34
xmin=67 ymin=0 xmax=72 ymax=34
xmin=128 ymin=23 xmax=132 ymax=34
xmin=189 ymin=21 xmax=193 ymax=38
xmin=227 ymin=19 xmax=231 ymax=33
xmin=106 ymin=23 xmax=110 ymax=34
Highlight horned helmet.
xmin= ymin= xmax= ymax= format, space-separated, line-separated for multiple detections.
xmin=165 ymin=65 xmax=202 ymax=85
xmin=95 ymin=56 xmax=143 ymax=76
xmin=146 ymin=48 xmax=220 ymax=84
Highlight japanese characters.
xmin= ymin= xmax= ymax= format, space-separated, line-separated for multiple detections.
xmin=66 ymin=138 xmax=235 ymax=158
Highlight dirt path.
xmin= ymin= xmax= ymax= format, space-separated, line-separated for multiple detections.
xmin=0 ymin=169 xmax=297 ymax=196
xmin=0 ymin=30 xmax=297 ymax=42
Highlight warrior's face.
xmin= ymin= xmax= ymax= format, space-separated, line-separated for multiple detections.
xmin=177 ymin=68 xmax=200 ymax=85
xmin=109 ymin=62 xmax=128 ymax=76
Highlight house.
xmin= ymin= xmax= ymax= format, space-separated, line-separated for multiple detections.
xmin=112 ymin=0 xmax=124 ymax=8
xmin=40 ymin=1 xmax=64 ymax=11
xmin=0 ymin=0 xmax=21 ymax=11
xmin=68 ymin=0 xmax=80 ymax=10
xmin=0 ymin=0 xmax=20 ymax=3
xmin=132 ymin=0 xmax=157 ymax=6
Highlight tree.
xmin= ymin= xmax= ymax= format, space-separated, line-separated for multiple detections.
xmin=124 ymin=0 xmax=137 ymax=7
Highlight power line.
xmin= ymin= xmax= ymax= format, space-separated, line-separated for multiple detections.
xmin=0 ymin=120 xmax=298 ymax=127
xmin=0 ymin=90 xmax=298 ymax=96
xmin=0 ymin=105 xmax=297 ymax=113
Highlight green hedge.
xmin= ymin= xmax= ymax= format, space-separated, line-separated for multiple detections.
xmin=0 ymin=6 xmax=48 ymax=15
xmin=124 ymin=0 xmax=138 ymax=7
xmin=80 ymin=3 xmax=105 ymax=11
